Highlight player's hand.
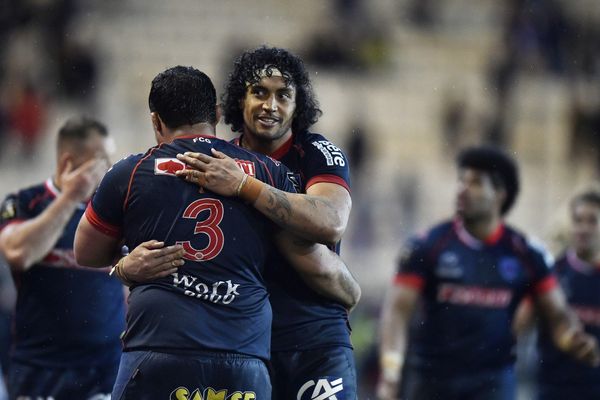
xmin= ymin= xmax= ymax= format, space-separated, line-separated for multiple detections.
xmin=569 ymin=331 xmax=600 ymax=367
xmin=121 ymin=240 xmax=185 ymax=282
xmin=176 ymin=149 xmax=244 ymax=197
xmin=376 ymin=378 xmax=400 ymax=400
xmin=61 ymin=157 xmax=109 ymax=203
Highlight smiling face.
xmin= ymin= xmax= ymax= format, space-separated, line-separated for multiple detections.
xmin=241 ymin=75 xmax=296 ymax=148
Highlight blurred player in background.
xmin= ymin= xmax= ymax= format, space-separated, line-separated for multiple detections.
xmin=517 ymin=189 xmax=600 ymax=400
xmin=75 ymin=66 xmax=360 ymax=398
xmin=175 ymin=46 xmax=358 ymax=399
xmin=0 ymin=117 xmax=124 ymax=400
xmin=377 ymin=146 xmax=600 ymax=400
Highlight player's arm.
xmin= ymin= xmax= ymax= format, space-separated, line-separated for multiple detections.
xmin=376 ymin=283 xmax=419 ymax=400
xmin=176 ymin=150 xmax=351 ymax=246
xmin=74 ymin=214 xmax=121 ymax=268
xmin=275 ymin=231 xmax=360 ymax=310
xmin=0 ymin=159 xmax=107 ymax=271
xmin=535 ymin=286 xmax=600 ymax=366
xmin=512 ymin=297 xmax=536 ymax=337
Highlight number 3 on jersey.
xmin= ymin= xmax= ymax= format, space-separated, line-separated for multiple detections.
xmin=176 ymin=198 xmax=224 ymax=261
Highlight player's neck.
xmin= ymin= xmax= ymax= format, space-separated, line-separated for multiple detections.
xmin=462 ymin=215 xmax=502 ymax=242
xmin=168 ymin=123 xmax=216 ymax=141
xmin=240 ymin=129 xmax=292 ymax=156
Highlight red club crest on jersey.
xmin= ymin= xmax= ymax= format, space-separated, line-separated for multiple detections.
xmin=234 ymin=159 xmax=256 ymax=177
xmin=155 ymin=158 xmax=186 ymax=176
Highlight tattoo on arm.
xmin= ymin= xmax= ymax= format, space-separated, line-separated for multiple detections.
xmin=265 ymin=187 xmax=293 ymax=225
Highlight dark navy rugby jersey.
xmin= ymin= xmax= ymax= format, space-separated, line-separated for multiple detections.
xmin=395 ymin=219 xmax=556 ymax=374
xmin=87 ymin=134 xmax=297 ymax=360
xmin=537 ymin=250 xmax=600 ymax=387
xmin=0 ymin=179 xmax=125 ymax=367
xmin=234 ymin=132 xmax=353 ymax=351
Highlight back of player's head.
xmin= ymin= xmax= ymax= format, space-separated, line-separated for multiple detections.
xmin=149 ymin=66 xmax=217 ymax=128
xmin=570 ymin=189 xmax=600 ymax=213
xmin=457 ymin=145 xmax=520 ymax=215
xmin=222 ymin=45 xmax=322 ymax=134
xmin=57 ymin=116 xmax=107 ymax=153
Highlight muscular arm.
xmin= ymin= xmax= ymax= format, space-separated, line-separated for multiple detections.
xmin=0 ymin=195 xmax=80 ymax=271
xmin=0 ymin=158 xmax=108 ymax=271
xmin=535 ymin=287 xmax=600 ymax=366
xmin=74 ymin=215 xmax=120 ymax=268
xmin=275 ymin=231 xmax=360 ymax=310
xmin=377 ymin=284 xmax=420 ymax=400
xmin=176 ymin=151 xmax=351 ymax=245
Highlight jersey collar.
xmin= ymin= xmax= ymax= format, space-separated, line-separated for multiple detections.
xmin=566 ymin=248 xmax=600 ymax=275
xmin=454 ymin=218 xmax=505 ymax=249
xmin=236 ymin=134 xmax=294 ymax=161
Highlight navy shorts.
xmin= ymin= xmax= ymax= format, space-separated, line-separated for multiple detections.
xmin=401 ymin=366 xmax=516 ymax=400
xmin=8 ymin=359 xmax=118 ymax=400
xmin=270 ymin=346 xmax=357 ymax=400
xmin=112 ymin=350 xmax=271 ymax=400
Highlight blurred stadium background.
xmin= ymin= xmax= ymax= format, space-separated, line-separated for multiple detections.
xmin=1 ymin=0 xmax=599 ymax=397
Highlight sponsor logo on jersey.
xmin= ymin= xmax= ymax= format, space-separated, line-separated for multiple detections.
xmin=171 ymin=273 xmax=240 ymax=305
xmin=155 ymin=158 xmax=187 ymax=176
xmin=311 ymin=141 xmax=346 ymax=167
xmin=286 ymin=172 xmax=302 ymax=192
xmin=498 ymin=257 xmax=520 ymax=282
xmin=297 ymin=377 xmax=344 ymax=400
xmin=234 ymin=160 xmax=256 ymax=176
xmin=435 ymin=251 xmax=463 ymax=278
xmin=170 ymin=387 xmax=255 ymax=400
xmin=437 ymin=283 xmax=513 ymax=308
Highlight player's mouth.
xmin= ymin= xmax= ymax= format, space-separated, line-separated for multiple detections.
xmin=257 ymin=115 xmax=280 ymax=128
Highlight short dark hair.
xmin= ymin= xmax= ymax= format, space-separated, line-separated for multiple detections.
xmin=149 ymin=66 xmax=217 ymax=128
xmin=222 ymin=46 xmax=322 ymax=134
xmin=457 ymin=145 xmax=520 ymax=215
xmin=570 ymin=190 xmax=600 ymax=213
xmin=57 ymin=116 xmax=107 ymax=150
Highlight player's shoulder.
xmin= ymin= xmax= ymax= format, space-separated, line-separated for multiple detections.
xmin=505 ymin=224 xmax=553 ymax=264
xmin=407 ymin=220 xmax=454 ymax=250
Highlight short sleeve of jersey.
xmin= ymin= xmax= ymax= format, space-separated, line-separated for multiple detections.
xmin=0 ymin=193 xmax=25 ymax=232
xmin=393 ymin=236 xmax=430 ymax=290
xmin=303 ymin=134 xmax=351 ymax=192
xmin=86 ymin=156 xmax=137 ymax=237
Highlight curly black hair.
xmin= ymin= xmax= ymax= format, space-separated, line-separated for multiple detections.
xmin=457 ymin=145 xmax=520 ymax=216
xmin=149 ymin=66 xmax=217 ymax=128
xmin=222 ymin=46 xmax=322 ymax=134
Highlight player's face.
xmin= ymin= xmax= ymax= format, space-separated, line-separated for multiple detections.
xmin=455 ymin=168 xmax=501 ymax=221
xmin=71 ymin=131 xmax=112 ymax=168
xmin=571 ymin=201 xmax=600 ymax=255
xmin=242 ymin=75 xmax=296 ymax=146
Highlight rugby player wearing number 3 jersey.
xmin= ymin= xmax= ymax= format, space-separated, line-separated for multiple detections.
xmin=74 ymin=66 xmax=360 ymax=399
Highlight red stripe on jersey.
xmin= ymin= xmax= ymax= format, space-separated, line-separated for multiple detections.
xmin=123 ymin=147 xmax=161 ymax=212
xmin=394 ymin=273 xmax=425 ymax=290
xmin=269 ymin=135 xmax=294 ymax=160
xmin=306 ymin=174 xmax=350 ymax=193
xmin=533 ymin=274 xmax=558 ymax=295
xmin=85 ymin=204 xmax=121 ymax=238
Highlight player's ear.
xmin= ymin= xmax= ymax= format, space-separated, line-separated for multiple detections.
xmin=151 ymin=112 xmax=163 ymax=136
